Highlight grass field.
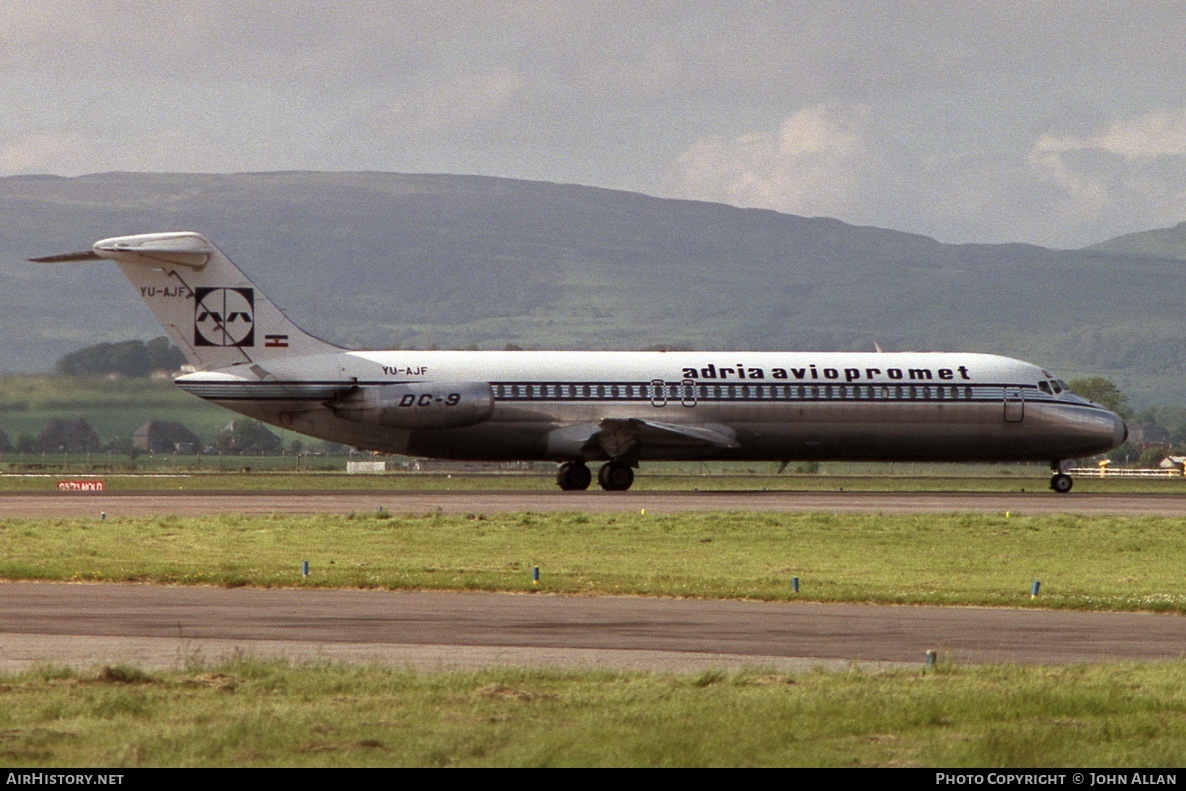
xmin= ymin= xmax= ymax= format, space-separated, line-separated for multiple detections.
xmin=4 ymin=660 xmax=1186 ymax=767
xmin=4 ymin=510 xmax=1186 ymax=610
xmin=0 ymin=375 xmax=234 ymax=447
xmin=5 ymin=508 xmax=1186 ymax=767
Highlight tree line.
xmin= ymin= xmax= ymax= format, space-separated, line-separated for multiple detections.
xmin=0 ymin=418 xmax=291 ymax=455
xmin=54 ymin=337 xmax=186 ymax=378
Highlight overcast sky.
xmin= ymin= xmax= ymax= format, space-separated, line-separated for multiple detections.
xmin=3 ymin=1 xmax=1185 ymax=248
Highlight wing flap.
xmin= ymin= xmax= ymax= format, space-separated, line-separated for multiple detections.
xmin=600 ymin=418 xmax=739 ymax=449
xmin=593 ymin=417 xmax=739 ymax=460
xmin=546 ymin=418 xmax=739 ymax=462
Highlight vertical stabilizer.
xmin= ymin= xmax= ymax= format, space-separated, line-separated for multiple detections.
xmin=86 ymin=232 xmax=339 ymax=370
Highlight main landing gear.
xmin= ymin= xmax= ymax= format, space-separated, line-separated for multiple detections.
xmin=1049 ymin=461 xmax=1073 ymax=494
xmin=597 ymin=460 xmax=634 ymax=491
xmin=555 ymin=460 xmax=636 ymax=491
xmin=556 ymin=461 xmax=592 ymax=491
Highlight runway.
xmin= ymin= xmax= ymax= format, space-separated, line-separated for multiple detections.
xmin=4 ymin=489 xmax=1185 ymax=674
xmin=4 ymin=489 xmax=1186 ymax=517
xmin=3 ymin=582 xmax=1185 ymax=674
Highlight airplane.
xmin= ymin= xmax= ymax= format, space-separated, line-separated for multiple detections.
xmin=32 ymin=231 xmax=1128 ymax=493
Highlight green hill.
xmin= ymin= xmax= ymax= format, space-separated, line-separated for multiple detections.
xmin=2 ymin=171 xmax=1184 ymax=406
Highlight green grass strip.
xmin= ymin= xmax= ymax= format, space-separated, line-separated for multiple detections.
xmin=2 ymin=660 xmax=1186 ymax=767
xmin=4 ymin=511 xmax=1186 ymax=611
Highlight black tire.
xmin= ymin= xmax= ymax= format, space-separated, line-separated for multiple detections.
xmin=597 ymin=461 xmax=634 ymax=491
xmin=1050 ymin=473 xmax=1073 ymax=494
xmin=556 ymin=461 xmax=592 ymax=491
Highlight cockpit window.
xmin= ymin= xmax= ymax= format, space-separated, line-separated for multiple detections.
xmin=1053 ymin=380 xmax=1067 ymax=393
xmin=1038 ymin=381 xmax=1051 ymax=395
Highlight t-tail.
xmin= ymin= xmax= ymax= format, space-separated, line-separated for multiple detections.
xmin=31 ymin=232 xmax=340 ymax=370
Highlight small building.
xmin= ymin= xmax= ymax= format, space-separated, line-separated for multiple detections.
xmin=133 ymin=420 xmax=202 ymax=453
xmin=1160 ymin=456 xmax=1186 ymax=474
xmin=37 ymin=418 xmax=101 ymax=453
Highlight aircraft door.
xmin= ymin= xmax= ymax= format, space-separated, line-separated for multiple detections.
xmin=1004 ymin=387 xmax=1024 ymax=422
xmin=650 ymin=379 xmax=667 ymax=408
xmin=681 ymin=379 xmax=697 ymax=408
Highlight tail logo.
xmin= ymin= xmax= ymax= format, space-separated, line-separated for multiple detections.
xmin=194 ymin=287 xmax=255 ymax=347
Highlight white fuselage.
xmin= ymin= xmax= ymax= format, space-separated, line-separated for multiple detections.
xmin=176 ymin=349 xmax=1127 ymax=464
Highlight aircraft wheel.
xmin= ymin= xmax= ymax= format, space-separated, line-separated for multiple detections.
xmin=556 ymin=461 xmax=592 ymax=491
xmin=598 ymin=461 xmax=634 ymax=491
xmin=1050 ymin=473 xmax=1073 ymax=494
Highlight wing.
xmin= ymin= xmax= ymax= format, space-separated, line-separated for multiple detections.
xmin=548 ymin=417 xmax=739 ymax=463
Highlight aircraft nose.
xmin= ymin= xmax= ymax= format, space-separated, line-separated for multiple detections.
xmin=1116 ymin=414 xmax=1129 ymax=447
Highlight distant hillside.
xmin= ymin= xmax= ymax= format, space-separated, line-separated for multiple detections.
xmin=1090 ymin=222 xmax=1186 ymax=260
xmin=2 ymin=171 xmax=1185 ymax=405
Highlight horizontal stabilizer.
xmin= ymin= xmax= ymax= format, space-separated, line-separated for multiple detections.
xmin=30 ymin=232 xmax=215 ymax=268
xmin=28 ymin=250 xmax=100 ymax=263
xmin=93 ymin=232 xmax=214 ymax=268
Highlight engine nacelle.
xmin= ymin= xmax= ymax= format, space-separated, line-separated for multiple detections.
xmin=330 ymin=382 xmax=494 ymax=429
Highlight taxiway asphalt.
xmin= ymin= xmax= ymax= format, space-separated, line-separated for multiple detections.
xmin=4 ymin=489 xmax=1186 ymax=517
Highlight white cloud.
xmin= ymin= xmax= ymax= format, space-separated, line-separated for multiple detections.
xmin=0 ymin=132 xmax=91 ymax=174
xmin=368 ymin=71 xmax=525 ymax=137
xmin=671 ymin=104 xmax=914 ymax=222
xmin=1028 ymin=109 xmax=1186 ymax=233
xmin=669 ymin=104 xmax=1186 ymax=248
xmin=1097 ymin=110 xmax=1186 ymax=160
xmin=1031 ymin=109 xmax=1186 ymax=173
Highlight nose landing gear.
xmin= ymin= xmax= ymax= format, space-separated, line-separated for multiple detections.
xmin=1049 ymin=473 xmax=1073 ymax=493
xmin=1050 ymin=460 xmax=1073 ymax=493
